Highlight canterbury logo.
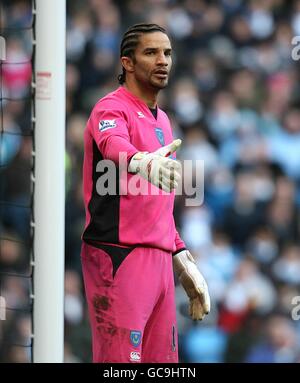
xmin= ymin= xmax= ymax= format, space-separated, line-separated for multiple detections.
xmin=130 ymin=351 xmax=141 ymax=361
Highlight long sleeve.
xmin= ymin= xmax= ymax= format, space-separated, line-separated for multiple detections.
xmin=173 ymin=229 xmax=186 ymax=255
xmin=89 ymin=100 xmax=138 ymax=164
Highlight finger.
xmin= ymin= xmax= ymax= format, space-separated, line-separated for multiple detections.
xmin=164 ymin=158 xmax=181 ymax=171
xmin=162 ymin=167 xmax=181 ymax=183
xmin=159 ymin=177 xmax=177 ymax=193
xmin=162 ymin=171 xmax=180 ymax=191
xmin=190 ymin=298 xmax=206 ymax=320
xmin=156 ymin=139 xmax=182 ymax=157
xmin=158 ymin=179 xmax=174 ymax=193
xmin=153 ymin=162 xmax=181 ymax=183
xmin=197 ymin=288 xmax=211 ymax=314
xmin=165 ymin=139 xmax=182 ymax=156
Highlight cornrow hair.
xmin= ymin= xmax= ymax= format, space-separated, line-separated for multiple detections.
xmin=118 ymin=23 xmax=167 ymax=84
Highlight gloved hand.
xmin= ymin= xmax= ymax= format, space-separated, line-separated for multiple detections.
xmin=173 ymin=249 xmax=210 ymax=320
xmin=128 ymin=139 xmax=182 ymax=193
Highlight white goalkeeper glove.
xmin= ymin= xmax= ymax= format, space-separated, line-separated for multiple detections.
xmin=128 ymin=139 xmax=182 ymax=193
xmin=173 ymin=250 xmax=210 ymax=320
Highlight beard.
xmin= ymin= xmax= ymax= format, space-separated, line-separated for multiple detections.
xmin=149 ymin=75 xmax=169 ymax=90
xmin=151 ymin=80 xmax=168 ymax=90
xmin=134 ymin=69 xmax=169 ymax=91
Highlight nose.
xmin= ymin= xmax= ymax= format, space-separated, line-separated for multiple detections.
xmin=156 ymin=52 xmax=168 ymax=66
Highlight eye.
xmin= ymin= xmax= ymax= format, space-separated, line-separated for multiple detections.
xmin=146 ymin=51 xmax=155 ymax=55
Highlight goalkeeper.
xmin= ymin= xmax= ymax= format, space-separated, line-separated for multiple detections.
xmin=81 ymin=23 xmax=210 ymax=363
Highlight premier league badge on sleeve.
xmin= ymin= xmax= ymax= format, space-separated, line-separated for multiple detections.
xmin=99 ymin=119 xmax=117 ymax=132
xmin=155 ymin=127 xmax=165 ymax=146
xmin=130 ymin=330 xmax=142 ymax=348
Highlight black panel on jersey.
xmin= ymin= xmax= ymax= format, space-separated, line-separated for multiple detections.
xmin=82 ymin=141 xmax=120 ymax=244
xmin=85 ymin=242 xmax=135 ymax=278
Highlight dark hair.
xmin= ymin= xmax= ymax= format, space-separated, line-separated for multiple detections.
xmin=118 ymin=23 xmax=167 ymax=84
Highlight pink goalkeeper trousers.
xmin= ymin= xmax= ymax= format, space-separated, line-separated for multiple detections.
xmin=81 ymin=242 xmax=178 ymax=363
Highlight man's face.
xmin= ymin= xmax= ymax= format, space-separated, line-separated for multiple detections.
xmin=131 ymin=32 xmax=172 ymax=90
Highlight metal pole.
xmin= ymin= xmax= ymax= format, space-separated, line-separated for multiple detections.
xmin=34 ymin=0 xmax=65 ymax=363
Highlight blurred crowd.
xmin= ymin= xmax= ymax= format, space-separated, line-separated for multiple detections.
xmin=1 ymin=0 xmax=300 ymax=363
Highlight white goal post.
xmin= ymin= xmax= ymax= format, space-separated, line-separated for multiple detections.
xmin=34 ymin=0 xmax=66 ymax=363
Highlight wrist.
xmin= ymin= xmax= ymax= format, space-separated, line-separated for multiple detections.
xmin=172 ymin=248 xmax=186 ymax=257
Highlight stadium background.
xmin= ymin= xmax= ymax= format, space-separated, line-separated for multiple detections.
xmin=1 ymin=0 xmax=300 ymax=362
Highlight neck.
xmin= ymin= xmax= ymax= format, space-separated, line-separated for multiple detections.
xmin=124 ymin=79 xmax=158 ymax=108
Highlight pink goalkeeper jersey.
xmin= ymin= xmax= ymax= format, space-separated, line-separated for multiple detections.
xmin=82 ymin=86 xmax=185 ymax=253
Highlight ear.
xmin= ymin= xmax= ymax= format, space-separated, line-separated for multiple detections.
xmin=121 ymin=56 xmax=134 ymax=74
